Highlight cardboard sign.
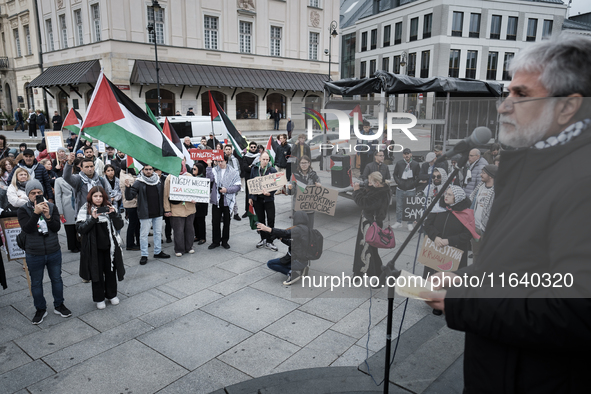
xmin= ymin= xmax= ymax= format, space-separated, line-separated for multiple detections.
xmin=403 ymin=195 xmax=434 ymax=222
xmin=97 ymin=141 xmax=106 ymax=153
xmin=417 ymin=236 xmax=463 ymax=273
xmin=0 ymin=218 xmax=26 ymax=260
xmin=395 ymin=270 xmax=432 ymax=301
xmin=247 ymin=172 xmax=287 ymax=195
xmin=190 ymin=149 xmax=224 ymax=161
xmin=294 ymin=185 xmax=338 ymax=216
xmin=45 ymin=131 xmax=65 ymax=153
xmin=169 ymin=175 xmax=210 ymax=203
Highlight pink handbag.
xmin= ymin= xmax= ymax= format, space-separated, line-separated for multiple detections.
xmin=365 ymin=222 xmax=396 ymax=249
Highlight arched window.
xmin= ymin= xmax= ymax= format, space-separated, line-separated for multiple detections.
xmin=146 ymin=89 xmax=175 ymax=116
xmin=201 ymin=91 xmax=226 ymax=116
xmin=236 ymin=92 xmax=258 ymax=119
xmin=266 ymin=93 xmax=286 ymax=120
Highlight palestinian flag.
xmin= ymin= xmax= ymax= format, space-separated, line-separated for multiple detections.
xmin=330 ymin=157 xmax=343 ymax=171
xmin=266 ymin=135 xmax=280 ymax=166
xmin=349 ymin=104 xmax=363 ymax=124
xmin=290 ymin=173 xmax=307 ymax=193
xmin=146 ymin=105 xmax=194 ymax=168
xmin=81 ymin=71 xmax=183 ymax=176
xmin=127 ymin=154 xmax=143 ymax=172
xmin=209 ymin=91 xmax=248 ymax=157
xmin=63 ymin=108 xmax=91 ymax=142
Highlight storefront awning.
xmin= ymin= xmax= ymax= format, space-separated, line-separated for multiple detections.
xmin=130 ymin=60 xmax=327 ymax=92
xmin=28 ymin=60 xmax=101 ymax=88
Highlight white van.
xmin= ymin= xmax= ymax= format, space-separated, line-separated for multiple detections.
xmin=157 ymin=116 xmax=226 ymax=145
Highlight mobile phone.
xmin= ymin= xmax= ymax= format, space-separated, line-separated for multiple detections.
xmin=97 ymin=206 xmax=110 ymax=214
xmin=35 ymin=195 xmax=44 ymax=204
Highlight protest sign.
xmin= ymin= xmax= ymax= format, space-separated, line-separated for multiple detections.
xmin=190 ymin=149 xmax=224 ymax=161
xmin=0 ymin=218 xmax=26 ymax=260
xmin=44 ymin=131 xmax=64 ymax=153
xmin=417 ymin=236 xmax=462 ymax=272
xmin=395 ymin=270 xmax=432 ymax=301
xmin=169 ymin=175 xmax=210 ymax=203
xmin=403 ymin=195 xmax=433 ymax=222
xmin=294 ymin=186 xmax=338 ymax=216
xmin=247 ymin=172 xmax=287 ymax=195
xmin=97 ymin=141 xmax=106 ymax=153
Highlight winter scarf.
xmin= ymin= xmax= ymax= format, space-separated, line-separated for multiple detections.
xmin=76 ymin=203 xmax=122 ymax=270
xmin=211 ymin=166 xmax=241 ymax=211
xmin=137 ymin=171 xmax=160 ymax=186
xmin=19 ymin=162 xmax=39 ymax=177
xmin=80 ymin=171 xmax=102 ymax=189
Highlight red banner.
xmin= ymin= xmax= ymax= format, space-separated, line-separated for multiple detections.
xmin=190 ymin=149 xmax=225 ymax=161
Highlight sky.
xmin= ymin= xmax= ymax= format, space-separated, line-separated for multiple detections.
xmin=568 ymin=0 xmax=591 ymax=17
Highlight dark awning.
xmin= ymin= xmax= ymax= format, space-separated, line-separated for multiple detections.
xmin=325 ymin=70 xmax=504 ymax=97
xmin=28 ymin=60 xmax=101 ymax=88
xmin=130 ymin=60 xmax=327 ymax=92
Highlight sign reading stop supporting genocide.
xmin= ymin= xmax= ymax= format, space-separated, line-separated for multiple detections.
xmin=294 ymin=186 xmax=338 ymax=216
xmin=169 ymin=176 xmax=210 ymax=203
xmin=403 ymin=195 xmax=434 ymax=221
xmin=417 ymin=236 xmax=462 ymax=273
xmin=0 ymin=218 xmax=26 ymax=260
xmin=190 ymin=149 xmax=225 ymax=161
xmin=247 ymin=172 xmax=287 ymax=195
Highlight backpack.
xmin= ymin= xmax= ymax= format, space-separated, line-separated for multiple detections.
xmin=305 ymin=228 xmax=324 ymax=260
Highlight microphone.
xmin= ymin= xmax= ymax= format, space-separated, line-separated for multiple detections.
xmin=436 ymin=127 xmax=492 ymax=162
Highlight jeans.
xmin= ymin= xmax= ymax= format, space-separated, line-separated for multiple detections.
xmin=26 ymin=250 xmax=64 ymax=310
xmin=274 ymin=119 xmax=280 ymax=130
xmin=39 ymin=124 xmax=45 ymax=137
xmin=267 ymin=257 xmax=290 ymax=275
xmin=140 ymin=216 xmax=162 ymax=256
xmin=395 ymin=188 xmax=416 ymax=224
xmin=14 ymin=120 xmax=25 ymax=131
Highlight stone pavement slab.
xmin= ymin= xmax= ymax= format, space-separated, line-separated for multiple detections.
xmin=0 ymin=360 xmax=55 ymax=394
xmin=263 ymin=309 xmax=333 ymax=347
xmin=156 ymin=266 xmax=234 ymax=298
xmin=0 ymin=342 xmax=33 ymax=375
xmin=0 ymin=306 xmax=39 ymax=345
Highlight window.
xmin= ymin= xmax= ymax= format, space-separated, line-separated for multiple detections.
xmin=383 ymin=25 xmax=391 ymax=47
xmin=204 ymin=16 xmax=218 ymax=49
xmin=239 ymin=21 xmax=252 ymax=53
xmin=502 ymin=52 xmax=514 ymax=80
xmin=13 ymin=29 xmax=21 ymax=57
xmin=91 ymin=3 xmax=101 ymax=42
xmin=469 ymin=13 xmax=481 ymax=38
xmin=309 ymin=0 xmax=320 ymax=7
xmin=202 ymin=91 xmax=226 ymax=116
xmin=394 ymin=22 xmax=402 ymax=45
xmin=24 ymin=25 xmax=31 ymax=55
xmin=486 ymin=52 xmax=498 ymax=80
xmin=369 ymin=59 xmax=377 ymax=77
xmin=449 ymin=49 xmax=460 ymax=78
xmin=59 ymin=14 xmax=68 ymax=48
xmin=270 ymin=26 xmax=281 ymax=56
xmin=340 ymin=33 xmax=356 ymax=79
xmin=527 ymin=19 xmax=537 ymax=41
xmin=409 ymin=17 xmax=418 ymax=42
xmin=490 ymin=15 xmax=501 ymax=39
xmin=309 ymin=32 xmax=319 ymax=60
xmin=393 ymin=55 xmax=401 ymax=74
xmin=146 ymin=89 xmax=175 ymax=116
xmin=382 ymin=56 xmax=389 ymax=72
xmin=542 ymin=20 xmax=553 ymax=39
xmin=452 ymin=12 xmax=463 ymax=37
xmin=148 ymin=6 xmax=164 ymax=44
xmin=507 ymin=16 xmax=518 ymax=41
xmin=466 ymin=50 xmax=477 ymax=79
xmin=360 ymin=61 xmax=366 ymax=78
xmin=46 ymin=19 xmax=54 ymax=51
xmin=370 ymin=29 xmax=377 ymax=50
xmin=420 ymin=50 xmax=430 ymax=78
xmin=407 ymin=52 xmax=416 ymax=77
xmin=423 ymin=14 xmax=432 ymax=39
xmin=267 ymin=93 xmax=286 ymax=119
xmin=361 ymin=31 xmax=367 ymax=51
xmin=74 ymin=10 xmax=83 ymax=45
xmin=236 ymin=92 xmax=258 ymax=119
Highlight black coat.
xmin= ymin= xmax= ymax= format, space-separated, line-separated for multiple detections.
xmin=270 ymin=211 xmax=309 ymax=270
xmin=445 ymin=127 xmax=591 ymax=393
xmin=393 ymin=159 xmax=420 ymax=191
xmin=275 ymin=143 xmax=291 ymax=168
xmin=241 ymin=154 xmax=259 ymax=179
xmin=17 ymin=202 xmax=61 ymax=256
xmin=353 ymin=185 xmax=391 ymax=226
xmin=292 ymin=142 xmax=311 ymax=161
xmin=249 ymin=164 xmax=277 ymax=202
xmin=125 ymin=179 xmax=164 ymax=219
xmin=52 ymin=115 xmax=63 ymax=130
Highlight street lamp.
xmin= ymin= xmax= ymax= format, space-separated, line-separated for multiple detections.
xmin=327 ymin=20 xmax=338 ymax=81
xmin=147 ymin=0 xmax=162 ymax=117
xmin=400 ymin=51 xmax=408 ymax=73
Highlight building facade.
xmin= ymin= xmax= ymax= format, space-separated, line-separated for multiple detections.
xmin=29 ymin=0 xmax=340 ymax=130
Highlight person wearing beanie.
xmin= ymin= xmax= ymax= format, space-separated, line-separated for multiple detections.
xmin=418 ymin=151 xmax=438 ymax=191
xmin=469 ymin=164 xmax=497 ymax=262
xmin=6 ymin=148 xmax=54 ymax=202
xmin=17 ymin=179 xmax=71 ymax=324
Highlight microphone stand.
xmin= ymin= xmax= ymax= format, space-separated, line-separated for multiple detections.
xmin=381 ymin=151 xmax=470 ymax=394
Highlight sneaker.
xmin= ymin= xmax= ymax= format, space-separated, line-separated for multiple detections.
xmin=233 ymin=214 xmax=242 ymax=221
xmin=32 ymin=309 xmax=47 ymax=325
xmin=54 ymin=304 xmax=72 ymax=318
xmin=256 ymin=239 xmax=266 ymax=249
xmin=242 ymin=212 xmax=248 ymax=218
xmin=154 ymin=251 xmax=170 ymax=259
xmin=407 ymin=223 xmax=414 ymax=231
xmin=188 ymin=249 xmax=195 ymax=254
xmin=392 ymin=222 xmax=402 ymax=229
xmin=265 ymin=242 xmax=278 ymax=252
xmin=97 ymin=301 xmax=106 ymax=310
xmin=283 ymin=270 xmax=302 ymax=286
xmin=175 ymin=253 xmax=182 ymax=257
xmin=140 ymin=256 xmax=148 ymax=265
xmin=108 ymin=297 xmax=120 ymax=305
xmin=222 ymin=243 xmax=230 ymax=249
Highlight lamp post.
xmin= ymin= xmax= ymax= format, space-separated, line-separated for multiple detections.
xmin=147 ymin=0 xmax=162 ymax=117
xmin=327 ymin=20 xmax=338 ymax=81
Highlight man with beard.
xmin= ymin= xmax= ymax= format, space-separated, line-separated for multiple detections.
xmin=424 ymin=35 xmax=591 ymax=393
xmin=63 ymin=153 xmax=110 ymax=214
xmin=83 ymin=145 xmax=105 ymax=177
xmin=7 ymin=149 xmax=54 ymax=202
xmin=361 ymin=151 xmax=391 ymax=186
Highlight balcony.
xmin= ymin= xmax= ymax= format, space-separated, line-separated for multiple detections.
xmin=0 ymin=57 xmax=9 ymax=69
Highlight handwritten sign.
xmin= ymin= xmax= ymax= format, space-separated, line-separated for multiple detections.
xmin=403 ymin=195 xmax=433 ymax=222
xmin=0 ymin=218 xmax=26 ymax=260
xmin=190 ymin=149 xmax=224 ymax=161
xmin=97 ymin=141 xmax=106 ymax=153
xmin=169 ymin=175 xmax=210 ymax=203
xmin=247 ymin=172 xmax=287 ymax=195
xmin=45 ymin=131 xmax=64 ymax=153
xmin=417 ymin=237 xmax=462 ymax=273
xmin=294 ymin=186 xmax=338 ymax=216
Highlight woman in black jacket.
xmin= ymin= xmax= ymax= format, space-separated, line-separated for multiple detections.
xmin=76 ymin=186 xmax=125 ymax=310
xmin=275 ymin=134 xmax=292 ymax=180
xmin=352 ymin=172 xmax=392 ymax=278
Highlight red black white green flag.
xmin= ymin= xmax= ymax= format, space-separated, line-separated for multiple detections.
xmin=209 ymin=90 xmax=248 ymax=157
xmin=63 ymin=108 xmax=91 ymax=142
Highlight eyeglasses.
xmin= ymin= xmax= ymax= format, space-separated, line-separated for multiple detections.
xmin=496 ymin=96 xmax=558 ymax=112
xmin=433 ymin=175 xmax=441 ymax=179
